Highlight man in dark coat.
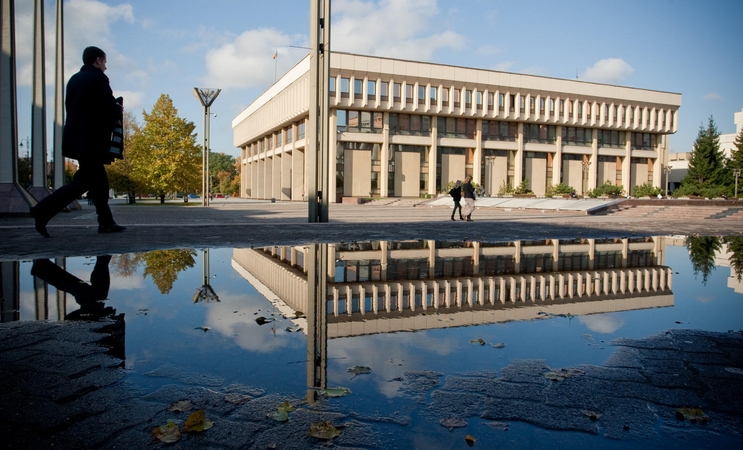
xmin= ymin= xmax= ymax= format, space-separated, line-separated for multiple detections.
xmin=30 ymin=46 xmax=126 ymax=237
xmin=449 ymin=180 xmax=464 ymax=221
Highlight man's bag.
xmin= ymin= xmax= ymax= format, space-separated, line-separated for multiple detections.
xmin=107 ymin=97 xmax=124 ymax=162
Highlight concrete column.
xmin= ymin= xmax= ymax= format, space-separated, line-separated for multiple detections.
xmin=281 ymin=147 xmax=292 ymax=201
xmin=472 ymin=241 xmax=480 ymax=276
xmin=623 ymin=133 xmax=632 ymax=194
xmin=553 ymin=129 xmax=562 ymax=186
xmin=328 ymin=110 xmax=337 ymax=203
xmin=52 ymin=0 xmax=64 ymax=190
xmin=427 ymin=240 xmax=436 ymax=278
xmin=429 ymin=117 xmax=437 ymax=195
xmin=474 ymin=119 xmax=482 ymax=184
xmin=29 ymin=0 xmax=51 ymax=200
xmin=515 ymin=122 xmax=524 ymax=184
xmin=513 ymin=241 xmax=521 ymax=274
xmin=590 ymin=129 xmax=598 ymax=190
xmin=380 ymin=112 xmax=389 ymax=197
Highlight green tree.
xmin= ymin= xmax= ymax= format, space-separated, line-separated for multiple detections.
xmin=685 ymin=235 xmax=721 ymax=285
xmin=209 ymin=152 xmax=237 ymax=193
xmin=678 ymin=117 xmax=729 ymax=197
xmin=136 ymin=94 xmax=201 ymax=203
xmin=728 ymin=128 xmax=743 ymax=197
xmin=723 ymin=236 xmax=743 ymax=282
xmin=107 ymin=110 xmax=149 ymax=203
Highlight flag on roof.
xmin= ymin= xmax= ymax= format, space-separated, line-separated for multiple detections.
xmin=272 ymin=50 xmax=278 ymax=59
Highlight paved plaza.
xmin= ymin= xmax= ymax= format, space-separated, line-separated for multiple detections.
xmin=1 ymin=197 xmax=742 ymax=260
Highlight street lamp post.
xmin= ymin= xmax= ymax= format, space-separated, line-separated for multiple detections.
xmin=193 ymin=87 xmax=221 ymax=207
xmin=734 ymin=169 xmax=742 ymax=199
xmin=581 ymin=161 xmax=591 ymax=197
xmin=664 ymin=165 xmax=672 ymax=197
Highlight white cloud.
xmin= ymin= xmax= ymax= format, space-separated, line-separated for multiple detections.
xmin=203 ymin=28 xmax=303 ymax=90
xmin=113 ymin=90 xmax=144 ymax=112
xmin=492 ymin=61 xmax=514 ymax=72
xmin=578 ymin=313 xmax=625 ymax=334
xmin=476 ymin=45 xmax=502 ymax=57
xmin=703 ymin=92 xmax=722 ymax=101
xmin=331 ymin=0 xmax=465 ymax=60
xmin=581 ymin=58 xmax=634 ymax=84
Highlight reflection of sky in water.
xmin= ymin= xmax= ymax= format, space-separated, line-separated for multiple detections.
xmin=14 ymin=244 xmax=743 ymax=403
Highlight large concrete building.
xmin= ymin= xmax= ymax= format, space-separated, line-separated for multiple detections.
xmin=232 ymin=53 xmax=682 ymax=201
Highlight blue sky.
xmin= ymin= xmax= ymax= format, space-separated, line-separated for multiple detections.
xmin=13 ymin=0 xmax=743 ymax=159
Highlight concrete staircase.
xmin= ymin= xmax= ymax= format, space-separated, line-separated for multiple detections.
xmin=602 ymin=203 xmax=743 ymax=220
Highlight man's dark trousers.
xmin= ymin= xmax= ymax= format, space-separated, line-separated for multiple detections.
xmin=32 ymin=159 xmax=114 ymax=226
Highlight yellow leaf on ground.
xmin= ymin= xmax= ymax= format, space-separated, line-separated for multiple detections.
xmin=183 ymin=409 xmax=214 ymax=432
xmin=308 ymin=421 xmax=341 ymax=439
xmin=151 ymin=421 xmax=181 ymax=443
xmin=465 ymin=434 xmax=477 ymax=447
xmin=167 ymin=399 xmax=194 ymax=412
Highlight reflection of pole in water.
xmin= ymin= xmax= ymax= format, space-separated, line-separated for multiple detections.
xmin=55 ymin=258 xmax=66 ymax=321
xmin=306 ymin=243 xmax=328 ymax=403
xmin=34 ymin=263 xmax=48 ymax=320
xmin=192 ymin=249 xmax=220 ymax=303
xmin=0 ymin=261 xmax=20 ymax=322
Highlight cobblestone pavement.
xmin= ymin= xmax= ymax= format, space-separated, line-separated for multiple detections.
xmin=1 ymin=199 xmax=742 ymax=260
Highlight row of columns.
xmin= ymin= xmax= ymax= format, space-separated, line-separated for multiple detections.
xmin=0 ymin=0 xmax=69 ymax=214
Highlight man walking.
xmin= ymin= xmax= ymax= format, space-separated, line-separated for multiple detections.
xmin=461 ymin=175 xmax=476 ymax=222
xmin=449 ymin=180 xmax=464 ymax=221
xmin=30 ymin=46 xmax=126 ymax=237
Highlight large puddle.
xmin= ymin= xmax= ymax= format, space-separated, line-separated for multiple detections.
xmin=3 ymin=235 xmax=743 ymax=448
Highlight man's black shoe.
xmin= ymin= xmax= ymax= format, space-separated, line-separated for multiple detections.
xmin=30 ymin=206 xmax=50 ymax=238
xmin=98 ymin=224 xmax=127 ymax=233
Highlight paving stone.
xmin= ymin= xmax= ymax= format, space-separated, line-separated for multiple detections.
xmin=142 ymin=384 xmax=251 ymax=418
xmin=442 ymin=376 xmax=546 ymax=402
xmin=573 ymin=364 xmax=645 ymax=383
xmin=610 ymin=333 xmax=679 ymax=350
xmin=598 ymin=397 xmax=659 ymax=440
xmin=603 ymin=346 xmax=643 ymax=369
xmin=428 ymin=390 xmax=487 ymax=419
xmin=481 ymin=398 xmax=600 ymax=434
xmin=499 ymin=359 xmax=551 ymax=384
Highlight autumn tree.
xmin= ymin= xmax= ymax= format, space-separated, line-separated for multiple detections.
xmin=209 ymin=152 xmax=237 ymax=194
xmin=678 ymin=117 xmax=730 ymax=197
xmin=140 ymin=249 xmax=196 ymax=294
xmin=136 ymin=94 xmax=201 ymax=203
xmin=106 ymin=110 xmax=149 ymax=203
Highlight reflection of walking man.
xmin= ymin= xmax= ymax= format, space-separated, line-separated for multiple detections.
xmin=462 ymin=175 xmax=476 ymax=222
xmin=30 ymin=46 xmax=126 ymax=237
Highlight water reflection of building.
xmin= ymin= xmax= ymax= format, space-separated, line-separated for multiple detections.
xmin=232 ymin=237 xmax=673 ymax=338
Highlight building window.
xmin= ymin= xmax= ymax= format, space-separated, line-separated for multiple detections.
xmin=286 ymin=126 xmax=293 ymax=144
xmin=483 ymin=121 xmax=516 ymax=141
xmin=577 ymin=101 xmax=582 ymax=118
xmin=530 ymin=97 xmax=535 ymax=114
xmin=442 ymin=88 xmax=449 ymax=107
xmin=465 ymin=90 xmax=472 ymax=108
xmin=381 ymin=82 xmax=389 ymax=101
xmin=569 ymin=100 xmax=574 ymax=117
xmin=329 ymin=77 xmax=336 ymax=97
xmin=393 ymin=83 xmax=401 ymax=102
xmin=476 ymin=92 xmax=483 ymax=110
xmin=267 ymin=135 xmax=273 ymax=150
xmin=559 ymin=100 xmax=565 ymax=117
xmin=337 ymin=110 xmax=382 ymax=134
xmin=488 ymin=93 xmax=495 ymax=111
xmin=453 ymin=89 xmax=461 ymax=107
xmin=367 ymin=80 xmax=376 ymax=100
xmin=510 ymin=94 xmax=516 ymax=113
xmin=632 ymin=133 xmax=656 ymax=150
xmin=539 ymin=98 xmax=545 ymax=114
xmin=390 ymin=114 xmax=431 ymax=136
xmin=430 ymin=87 xmax=437 ymax=103
xmin=598 ymin=130 xmax=626 ymax=148
xmin=298 ymin=121 xmax=305 ymax=139
xmin=520 ymin=95 xmax=525 ymax=113
xmin=418 ymin=85 xmax=425 ymax=103
xmin=549 ymin=99 xmax=554 ymax=114
xmin=340 ymin=78 xmax=349 ymax=98
xmin=405 ymin=84 xmax=413 ymax=101
xmin=561 ymin=127 xmax=592 ymax=146
xmin=354 ymin=79 xmax=363 ymax=99
xmin=499 ymin=93 xmax=505 ymax=112
xmin=277 ymin=130 xmax=283 ymax=147
xmin=524 ymin=124 xmax=556 ymax=144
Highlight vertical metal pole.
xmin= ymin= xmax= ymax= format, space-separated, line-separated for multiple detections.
xmin=202 ymin=106 xmax=208 ymax=206
xmin=205 ymin=106 xmax=211 ymax=207
xmin=53 ymin=0 xmax=64 ymax=190
xmin=306 ymin=243 xmax=328 ymax=403
xmin=308 ymin=0 xmax=330 ymax=222
xmin=55 ymin=258 xmax=66 ymax=321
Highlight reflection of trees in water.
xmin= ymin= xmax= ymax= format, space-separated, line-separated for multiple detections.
xmin=723 ymin=236 xmax=743 ymax=282
xmin=112 ymin=249 xmax=196 ymax=294
xmin=685 ymin=236 xmax=721 ymax=285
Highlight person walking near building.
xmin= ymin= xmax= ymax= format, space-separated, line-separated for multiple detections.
xmin=30 ymin=46 xmax=126 ymax=237
xmin=449 ymin=180 xmax=464 ymax=221
xmin=462 ymin=175 xmax=476 ymax=222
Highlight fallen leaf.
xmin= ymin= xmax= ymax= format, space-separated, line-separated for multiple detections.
xmin=224 ymin=393 xmax=251 ymax=405
xmin=483 ymin=421 xmax=509 ymax=431
xmin=582 ymin=410 xmax=602 ymax=421
xmin=167 ymin=399 xmax=194 ymax=413
xmin=152 ymin=421 xmax=181 ymax=444
xmin=490 ymin=342 xmax=506 ymax=349
xmin=285 ymin=325 xmax=302 ymax=332
xmin=194 ymin=326 xmax=210 ymax=332
xmin=320 ymin=387 xmax=351 ymax=397
xmin=308 ymin=421 xmax=341 ymax=439
xmin=295 ymin=311 xmax=305 ymax=317
xmin=465 ymin=434 xmax=477 ymax=447
xmin=469 ymin=338 xmax=486 ymax=345
xmin=347 ymin=365 xmax=372 ymax=375
xmin=267 ymin=401 xmax=295 ymax=422
xmin=183 ymin=409 xmax=214 ymax=432
xmin=440 ymin=417 xmax=467 ymax=429
xmin=675 ymin=407 xmax=710 ymax=424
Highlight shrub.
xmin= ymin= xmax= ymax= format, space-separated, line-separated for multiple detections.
xmin=545 ymin=183 xmax=575 ymax=197
xmin=632 ymin=182 xmax=663 ymax=198
xmin=497 ymin=180 xmax=514 ymax=195
xmin=587 ymin=180 xmax=625 ymax=198
xmin=513 ymin=179 xmax=533 ymax=195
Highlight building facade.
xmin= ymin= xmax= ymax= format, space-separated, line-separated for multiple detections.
xmin=233 ymin=53 xmax=682 ymax=201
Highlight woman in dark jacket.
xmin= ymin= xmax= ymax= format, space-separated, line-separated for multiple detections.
xmin=462 ymin=175 xmax=476 ymax=222
xmin=449 ymin=180 xmax=464 ymax=221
